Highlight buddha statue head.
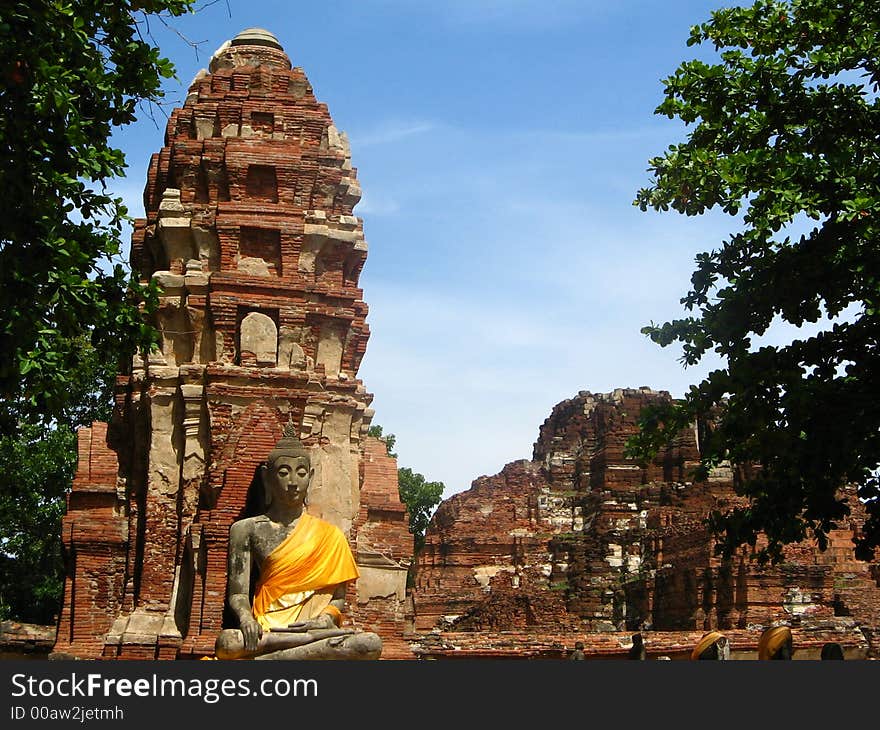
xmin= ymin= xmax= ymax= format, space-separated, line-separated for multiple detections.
xmin=691 ymin=630 xmax=729 ymax=660
xmin=261 ymin=422 xmax=313 ymax=510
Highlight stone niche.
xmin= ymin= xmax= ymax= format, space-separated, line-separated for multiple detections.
xmin=238 ymin=311 xmax=278 ymax=366
xmin=245 ymin=164 xmax=278 ymax=202
xmin=315 ymin=319 xmax=347 ymax=378
xmin=277 ymin=325 xmax=309 ymax=371
xmin=237 ymin=226 xmax=281 ymax=276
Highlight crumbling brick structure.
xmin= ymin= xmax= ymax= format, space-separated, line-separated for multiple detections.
xmin=411 ymin=388 xmax=880 ymax=658
xmin=352 ymin=437 xmax=416 ymax=659
xmin=52 ymin=28 xmax=410 ymax=659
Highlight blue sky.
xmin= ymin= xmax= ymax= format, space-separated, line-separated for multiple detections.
xmin=111 ymin=1 xmax=750 ymax=498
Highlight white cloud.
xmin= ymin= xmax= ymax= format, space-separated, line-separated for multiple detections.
xmin=358 ymin=264 xmax=724 ymax=497
xmin=349 ymin=120 xmax=438 ymax=148
xmin=355 ymin=192 xmax=401 ymax=216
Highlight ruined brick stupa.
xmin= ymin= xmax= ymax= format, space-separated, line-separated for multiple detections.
xmin=53 ymin=29 xmax=413 ymax=659
xmin=410 ymin=388 xmax=880 ymax=659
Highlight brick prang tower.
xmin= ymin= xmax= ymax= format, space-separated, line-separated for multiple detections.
xmin=53 ymin=28 xmax=412 ymax=659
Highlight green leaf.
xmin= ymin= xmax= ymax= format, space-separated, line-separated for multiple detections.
xmin=633 ymin=0 xmax=880 ymax=562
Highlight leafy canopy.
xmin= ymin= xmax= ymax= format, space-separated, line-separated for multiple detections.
xmin=367 ymin=425 xmax=444 ymax=551
xmin=397 ymin=467 xmax=444 ymax=553
xmin=0 ymin=423 xmax=75 ymax=623
xmin=0 ymin=0 xmax=195 ymax=621
xmin=0 ymin=0 xmax=195 ymax=429
xmin=367 ymin=424 xmax=397 ymax=457
xmin=630 ymin=0 xmax=880 ymax=563
xmin=0 ymin=343 xmax=116 ymax=622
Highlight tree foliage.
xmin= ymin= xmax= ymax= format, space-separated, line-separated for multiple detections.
xmin=630 ymin=0 xmax=880 ymax=563
xmin=0 ymin=423 xmax=76 ymax=623
xmin=367 ymin=425 xmax=444 ymax=551
xmin=397 ymin=467 xmax=444 ymax=553
xmin=0 ymin=0 xmax=196 ymax=621
xmin=0 ymin=344 xmax=115 ymax=623
xmin=367 ymin=424 xmax=397 ymax=457
xmin=0 ymin=0 xmax=195 ymax=429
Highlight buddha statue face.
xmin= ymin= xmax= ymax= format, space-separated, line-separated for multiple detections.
xmin=263 ymin=454 xmax=313 ymax=509
xmin=261 ymin=426 xmax=314 ymax=510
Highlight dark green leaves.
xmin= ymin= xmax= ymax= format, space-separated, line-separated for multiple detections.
xmin=397 ymin=467 xmax=445 ymax=553
xmin=367 ymin=424 xmax=444 ymax=552
xmin=0 ymin=0 xmax=193 ymax=430
xmin=0 ymin=343 xmax=116 ymax=622
xmin=632 ymin=0 xmax=880 ymax=562
xmin=0 ymin=0 xmax=193 ymax=622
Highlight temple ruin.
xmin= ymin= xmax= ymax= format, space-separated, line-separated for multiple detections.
xmin=52 ymin=28 xmax=412 ymax=660
xmin=409 ymin=388 xmax=880 ymax=659
xmin=48 ymin=28 xmax=880 ymax=662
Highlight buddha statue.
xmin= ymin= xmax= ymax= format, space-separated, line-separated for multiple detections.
xmin=627 ymin=633 xmax=646 ymax=660
xmin=820 ymin=642 xmax=844 ymax=660
xmin=214 ymin=425 xmax=382 ymax=660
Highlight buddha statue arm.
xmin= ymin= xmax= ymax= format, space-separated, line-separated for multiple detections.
xmin=227 ymin=520 xmax=262 ymax=651
xmin=287 ymin=582 xmax=348 ymax=631
xmin=328 ymin=582 xmax=347 ymax=619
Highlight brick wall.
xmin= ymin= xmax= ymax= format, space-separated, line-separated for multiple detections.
xmin=351 ymin=437 xmax=415 ymax=658
xmin=52 ymin=423 xmax=127 ymax=659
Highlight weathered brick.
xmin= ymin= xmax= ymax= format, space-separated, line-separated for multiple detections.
xmin=52 ymin=29 xmax=408 ymax=660
xmin=411 ymin=388 xmax=880 ymax=659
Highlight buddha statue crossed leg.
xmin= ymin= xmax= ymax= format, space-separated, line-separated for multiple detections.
xmin=215 ymin=426 xmax=382 ymax=660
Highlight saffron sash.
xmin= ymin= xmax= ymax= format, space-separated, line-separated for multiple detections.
xmin=252 ymin=513 xmax=359 ymax=630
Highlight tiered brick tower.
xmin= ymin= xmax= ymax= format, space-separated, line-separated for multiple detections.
xmin=53 ymin=28 xmax=410 ymax=659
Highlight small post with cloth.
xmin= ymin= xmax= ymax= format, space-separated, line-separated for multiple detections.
xmin=757 ymin=626 xmax=793 ymax=660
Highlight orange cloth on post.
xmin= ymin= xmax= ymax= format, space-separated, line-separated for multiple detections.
xmin=691 ymin=631 xmax=725 ymax=660
xmin=758 ymin=626 xmax=792 ymax=660
xmin=252 ymin=512 xmax=359 ymax=631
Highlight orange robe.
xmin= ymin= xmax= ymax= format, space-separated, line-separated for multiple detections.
xmin=252 ymin=513 xmax=359 ymax=631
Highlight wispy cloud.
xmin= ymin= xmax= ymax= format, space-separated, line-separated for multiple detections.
xmin=359 ymin=276 xmax=723 ymax=496
xmin=349 ymin=120 xmax=438 ymax=148
xmin=355 ymin=192 xmax=401 ymax=216
xmin=104 ymin=1 xmax=769 ymax=503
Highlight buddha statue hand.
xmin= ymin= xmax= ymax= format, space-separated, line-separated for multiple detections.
xmin=240 ymin=615 xmax=263 ymax=651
